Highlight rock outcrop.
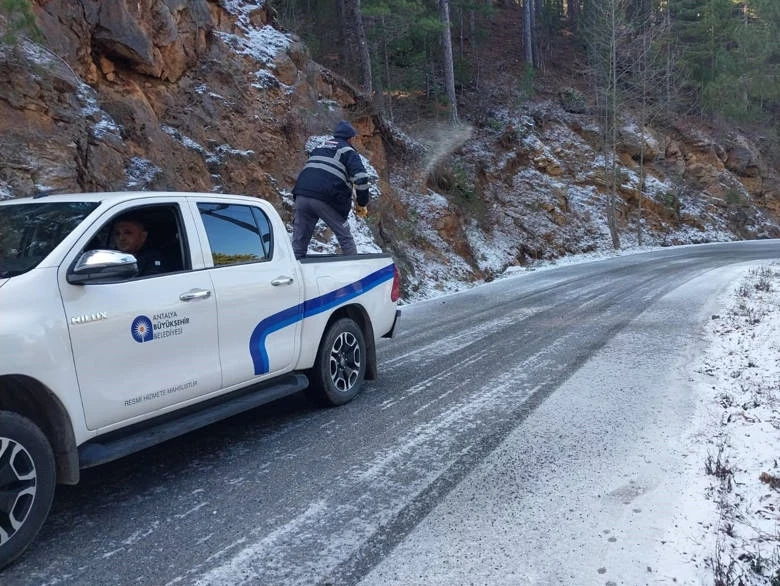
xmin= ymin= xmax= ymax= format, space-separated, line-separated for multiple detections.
xmin=0 ymin=0 xmax=382 ymax=219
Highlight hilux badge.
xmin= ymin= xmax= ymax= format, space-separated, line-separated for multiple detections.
xmin=70 ymin=312 xmax=108 ymax=325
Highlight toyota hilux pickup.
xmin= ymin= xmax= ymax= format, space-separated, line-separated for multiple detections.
xmin=0 ymin=191 xmax=401 ymax=568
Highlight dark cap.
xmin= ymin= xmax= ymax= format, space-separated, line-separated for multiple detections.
xmin=333 ymin=120 xmax=357 ymax=139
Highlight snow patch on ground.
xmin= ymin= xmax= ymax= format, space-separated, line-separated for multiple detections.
xmin=212 ymin=26 xmax=290 ymax=67
xmin=125 ymin=157 xmax=162 ymax=190
xmin=692 ymin=263 xmax=780 ymax=584
xmin=160 ymin=125 xmax=254 ymax=192
xmin=219 ymin=0 xmax=266 ymax=23
xmin=465 ymin=218 xmax=518 ymax=276
xmin=161 ymin=125 xmax=207 ymax=154
xmin=15 ymin=37 xmax=123 ymax=143
xmin=211 ymin=1 xmax=293 ymax=94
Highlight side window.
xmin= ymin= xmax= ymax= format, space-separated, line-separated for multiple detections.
xmin=198 ymin=203 xmax=273 ymax=266
xmin=252 ymin=207 xmax=274 ymax=259
xmin=85 ymin=204 xmax=186 ymax=278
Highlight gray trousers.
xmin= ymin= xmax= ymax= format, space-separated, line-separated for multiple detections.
xmin=292 ymin=196 xmax=356 ymax=259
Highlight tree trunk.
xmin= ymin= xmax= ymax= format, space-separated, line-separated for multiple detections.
xmin=568 ymin=0 xmax=579 ymax=23
xmin=523 ymin=0 xmax=534 ymax=66
xmin=607 ymin=0 xmax=621 ymax=250
xmin=337 ymin=0 xmax=350 ymax=69
xmin=637 ymin=26 xmax=650 ymax=248
xmin=381 ymin=15 xmax=393 ymax=121
xmin=470 ymin=8 xmax=480 ymax=90
xmin=344 ymin=0 xmax=373 ymax=95
xmin=532 ymin=0 xmax=542 ymax=68
xmin=439 ymin=0 xmax=459 ymax=123
xmin=611 ymin=4 xmax=621 ymax=249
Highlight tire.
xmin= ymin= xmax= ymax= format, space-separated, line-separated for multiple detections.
xmin=0 ymin=411 xmax=56 ymax=570
xmin=306 ymin=318 xmax=367 ymax=406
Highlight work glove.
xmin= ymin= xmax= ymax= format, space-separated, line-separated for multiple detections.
xmin=354 ymin=204 xmax=368 ymax=219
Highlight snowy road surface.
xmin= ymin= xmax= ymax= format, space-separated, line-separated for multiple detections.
xmin=4 ymin=240 xmax=779 ymax=586
xmin=361 ymin=262 xmax=752 ymax=586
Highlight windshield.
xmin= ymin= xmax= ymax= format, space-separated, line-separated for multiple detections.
xmin=0 ymin=201 xmax=99 ymax=277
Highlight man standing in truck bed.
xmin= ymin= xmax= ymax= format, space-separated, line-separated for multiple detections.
xmin=291 ymin=120 xmax=370 ymax=259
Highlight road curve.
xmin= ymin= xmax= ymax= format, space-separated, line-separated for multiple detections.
xmin=3 ymin=240 xmax=779 ymax=586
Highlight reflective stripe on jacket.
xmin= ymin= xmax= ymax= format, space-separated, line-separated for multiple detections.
xmin=292 ymin=138 xmax=369 ymax=219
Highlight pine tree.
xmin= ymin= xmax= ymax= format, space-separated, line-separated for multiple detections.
xmin=724 ymin=0 xmax=780 ymax=131
xmin=668 ymin=0 xmax=779 ymax=140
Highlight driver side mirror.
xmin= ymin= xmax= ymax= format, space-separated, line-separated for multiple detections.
xmin=67 ymin=249 xmax=138 ymax=284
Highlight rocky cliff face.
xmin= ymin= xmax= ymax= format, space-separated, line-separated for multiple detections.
xmin=387 ymin=105 xmax=780 ymax=296
xmin=0 ymin=0 xmax=381 ymax=216
xmin=1 ymin=1 xmax=778 ymax=300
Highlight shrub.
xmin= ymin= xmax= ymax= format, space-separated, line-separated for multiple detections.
xmin=0 ymin=0 xmax=41 ymax=43
xmin=726 ymin=189 xmax=742 ymax=206
xmin=560 ymin=87 xmax=587 ymax=114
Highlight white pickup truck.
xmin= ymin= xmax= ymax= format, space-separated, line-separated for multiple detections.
xmin=0 ymin=191 xmax=400 ymax=568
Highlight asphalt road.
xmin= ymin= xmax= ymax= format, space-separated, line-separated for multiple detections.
xmin=4 ymin=240 xmax=779 ymax=586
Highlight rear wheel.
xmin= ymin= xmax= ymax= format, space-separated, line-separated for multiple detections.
xmin=306 ymin=318 xmax=366 ymax=406
xmin=0 ymin=411 xmax=56 ymax=570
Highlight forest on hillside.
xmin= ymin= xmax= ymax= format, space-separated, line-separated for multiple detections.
xmin=272 ymin=0 xmax=780 ymax=152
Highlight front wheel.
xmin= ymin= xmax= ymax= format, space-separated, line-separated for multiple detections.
xmin=306 ymin=318 xmax=367 ymax=406
xmin=0 ymin=411 xmax=56 ymax=570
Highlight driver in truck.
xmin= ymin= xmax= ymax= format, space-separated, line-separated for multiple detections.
xmin=112 ymin=214 xmax=167 ymax=276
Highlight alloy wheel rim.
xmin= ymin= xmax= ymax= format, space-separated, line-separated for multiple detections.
xmin=328 ymin=332 xmax=361 ymax=392
xmin=0 ymin=437 xmax=37 ymax=545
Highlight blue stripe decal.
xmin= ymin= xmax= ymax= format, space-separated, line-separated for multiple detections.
xmin=249 ymin=263 xmax=395 ymax=375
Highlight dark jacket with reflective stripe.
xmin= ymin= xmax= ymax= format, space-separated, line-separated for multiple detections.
xmin=292 ymin=137 xmax=370 ymax=219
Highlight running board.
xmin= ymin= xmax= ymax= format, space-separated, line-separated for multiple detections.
xmin=78 ymin=373 xmax=309 ymax=469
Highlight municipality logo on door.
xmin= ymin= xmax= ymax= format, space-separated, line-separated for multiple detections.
xmin=131 ymin=312 xmax=190 ymax=342
xmin=131 ymin=315 xmax=154 ymax=343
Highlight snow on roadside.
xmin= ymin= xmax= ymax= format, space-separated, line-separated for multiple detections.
xmin=694 ymin=262 xmax=780 ymax=584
